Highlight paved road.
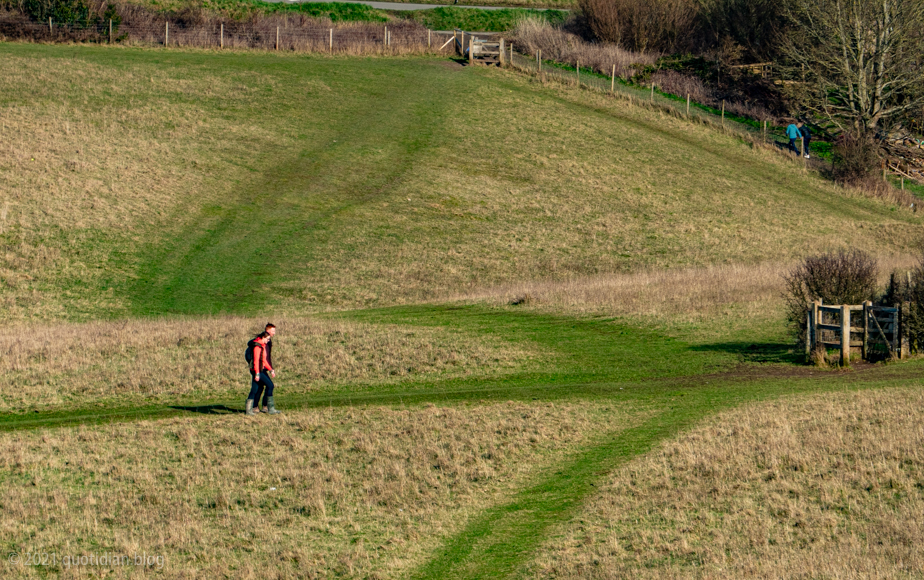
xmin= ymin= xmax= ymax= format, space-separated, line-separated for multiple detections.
xmin=265 ymin=0 xmax=567 ymax=11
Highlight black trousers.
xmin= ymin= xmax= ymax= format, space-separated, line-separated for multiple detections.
xmin=248 ymin=371 xmax=274 ymax=405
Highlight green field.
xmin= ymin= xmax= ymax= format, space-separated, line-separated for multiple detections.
xmin=400 ymin=6 xmax=567 ymax=31
xmin=133 ymin=0 xmax=570 ymax=29
xmin=1 ymin=43 xmax=923 ymax=578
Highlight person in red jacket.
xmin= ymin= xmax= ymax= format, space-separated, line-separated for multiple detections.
xmin=245 ymin=324 xmax=280 ymax=416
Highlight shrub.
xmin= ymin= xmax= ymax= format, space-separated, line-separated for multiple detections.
xmin=650 ymin=70 xmax=711 ymax=103
xmin=510 ymin=17 xmax=655 ymax=78
xmin=23 ymin=0 xmax=92 ymax=25
xmin=832 ymin=132 xmax=880 ymax=184
xmin=578 ymin=0 xmax=697 ymax=53
xmin=783 ymin=250 xmax=879 ymax=348
xmin=904 ymin=257 xmax=924 ymax=353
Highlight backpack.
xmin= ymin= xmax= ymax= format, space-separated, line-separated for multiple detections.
xmin=244 ymin=338 xmax=258 ymax=366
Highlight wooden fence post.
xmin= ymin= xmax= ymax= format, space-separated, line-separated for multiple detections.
xmin=510 ymin=43 xmax=513 ymax=65
xmin=897 ymin=303 xmax=904 ymax=359
xmin=109 ymin=19 xmax=112 ymax=43
xmin=428 ymin=29 xmax=431 ymax=49
xmin=862 ymin=301 xmax=871 ymax=360
xmin=468 ymin=35 xmax=473 ymax=65
xmin=220 ymin=23 xmax=223 ymax=48
xmin=611 ymin=65 xmax=615 ymax=93
xmin=538 ymin=49 xmax=541 ymax=75
xmin=329 ymin=28 xmax=333 ymax=53
xmin=721 ymin=100 xmax=725 ymax=125
xmin=49 ymin=17 xmax=52 ymax=34
xmin=499 ymin=38 xmax=505 ymax=66
xmin=276 ymin=26 xmax=279 ymax=50
xmin=812 ymin=299 xmax=821 ymax=354
xmin=805 ymin=309 xmax=812 ymax=358
xmin=840 ymin=304 xmax=850 ymax=366
xmin=576 ymin=61 xmax=579 ymax=86
xmin=686 ymin=93 xmax=690 ymax=116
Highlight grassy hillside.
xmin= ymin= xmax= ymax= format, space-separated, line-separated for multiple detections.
xmin=529 ymin=387 xmax=924 ymax=578
xmin=3 ymin=43 xmax=924 ymax=580
xmin=0 ymin=43 xmax=919 ymax=322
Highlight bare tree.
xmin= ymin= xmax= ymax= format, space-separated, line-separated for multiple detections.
xmin=781 ymin=0 xmax=924 ymax=135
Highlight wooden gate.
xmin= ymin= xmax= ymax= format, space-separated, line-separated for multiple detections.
xmin=454 ymin=29 xmax=505 ymax=66
xmin=807 ymin=300 xmax=904 ymax=365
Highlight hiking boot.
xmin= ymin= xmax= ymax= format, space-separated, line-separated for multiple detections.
xmin=245 ymin=399 xmax=256 ymax=416
xmin=265 ymin=396 xmax=281 ymax=415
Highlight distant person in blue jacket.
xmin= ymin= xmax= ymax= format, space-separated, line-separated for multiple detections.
xmin=800 ymin=123 xmax=812 ymax=158
xmin=786 ymin=122 xmax=803 ymax=155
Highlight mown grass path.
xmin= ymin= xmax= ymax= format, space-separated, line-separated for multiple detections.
xmin=4 ymin=45 xmax=923 ymax=577
xmin=1 ymin=305 xmax=921 ymax=578
xmin=2 ymin=304 xmax=922 ymax=578
xmin=122 ymin=55 xmax=466 ymax=316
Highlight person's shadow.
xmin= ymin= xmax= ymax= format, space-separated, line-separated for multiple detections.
xmin=689 ymin=341 xmax=801 ymax=364
xmin=170 ymin=404 xmax=240 ymax=415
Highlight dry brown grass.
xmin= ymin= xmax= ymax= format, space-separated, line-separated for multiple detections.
xmin=0 ymin=51 xmax=273 ymax=318
xmin=298 ymin=70 xmax=923 ymax=312
xmin=0 ymin=315 xmax=543 ymax=412
xmin=2 ymin=46 xmax=921 ymax=321
xmin=0 ymin=399 xmax=645 ymax=578
xmin=452 ymin=255 xmax=918 ymax=342
xmin=529 ymin=387 xmax=924 ymax=579
xmin=510 ymin=17 xmax=656 ymax=77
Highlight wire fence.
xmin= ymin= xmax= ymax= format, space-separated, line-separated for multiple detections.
xmin=507 ymin=48 xmax=779 ymax=146
xmin=3 ymin=17 xmax=921 ymax=189
xmin=0 ymin=19 xmax=456 ymax=55
xmin=504 ymin=48 xmax=923 ymax=202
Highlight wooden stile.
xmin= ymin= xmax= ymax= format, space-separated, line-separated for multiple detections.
xmin=808 ymin=300 xmax=904 ymax=364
